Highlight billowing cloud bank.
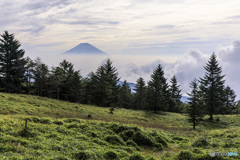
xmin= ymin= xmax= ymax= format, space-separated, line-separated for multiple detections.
xmin=116 ymin=41 xmax=240 ymax=100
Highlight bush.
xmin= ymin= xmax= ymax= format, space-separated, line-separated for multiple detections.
xmin=129 ymin=153 xmax=145 ymax=160
xmin=53 ymin=120 xmax=64 ymax=125
xmin=109 ymin=108 xmax=114 ymax=114
xmin=126 ymin=140 xmax=138 ymax=148
xmin=126 ymin=140 xmax=140 ymax=151
xmin=31 ymin=117 xmax=41 ymax=123
xmin=109 ymin=124 xmax=140 ymax=134
xmin=154 ymin=143 xmax=163 ymax=151
xmin=19 ymin=128 xmax=36 ymax=138
xmin=75 ymin=151 xmax=96 ymax=160
xmin=105 ymin=135 xmax=126 ymax=145
xmin=67 ymin=123 xmax=80 ymax=129
xmin=192 ymin=138 xmax=209 ymax=147
xmin=40 ymin=118 xmax=52 ymax=124
xmin=177 ymin=150 xmax=193 ymax=160
xmin=172 ymin=137 xmax=184 ymax=141
xmin=104 ymin=151 xmax=118 ymax=160
xmin=124 ymin=130 xmax=135 ymax=138
xmin=120 ymin=130 xmax=135 ymax=141
xmin=88 ymin=131 xmax=98 ymax=138
xmin=132 ymin=131 xmax=153 ymax=146
xmin=152 ymin=135 xmax=168 ymax=147
xmin=192 ymin=148 xmax=203 ymax=154
xmin=195 ymin=154 xmax=225 ymax=160
xmin=92 ymin=139 xmax=108 ymax=145
xmin=64 ymin=118 xmax=81 ymax=123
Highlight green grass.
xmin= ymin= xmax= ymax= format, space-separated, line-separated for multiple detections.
xmin=0 ymin=92 xmax=240 ymax=159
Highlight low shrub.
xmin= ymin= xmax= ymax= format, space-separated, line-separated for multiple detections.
xmin=75 ymin=151 xmax=97 ymax=160
xmin=154 ymin=143 xmax=163 ymax=151
xmin=64 ymin=118 xmax=81 ymax=123
xmin=105 ymin=135 xmax=126 ymax=145
xmin=195 ymin=154 xmax=225 ymax=160
xmin=31 ymin=117 xmax=41 ymax=123
xmin=53 ymin=120 xmax=64 ymax=125
xmin=126 ymin=140 xmax=141 ymax=151
xmin=92 ymin=139 xmax=108 ymax=145
xmin=109 ymin=124 xmax=140 ymax=134
xmin=132 ymin=131 xmax=153 ymax=146
xmin=103 ymin=150 xmax=118 ymax=160
xmin=40 ymin=118 xmax=52 ymax=124
xmin=129 ymin=153 xmax=145 ymax=160
xmin=124 ymin=130 xmax=135 ymax=138
xmin=67 ymin=123 xmax=80 ymax=129
xmin=177 ymin=150 xmax=193 ymax=160
xmin=192 ymin=148 xmax=203 ymax=154
xmin=19 ymin=128 xmax=36 ymax=138
xmin=192 ymin=138 xmax=209 ymax=147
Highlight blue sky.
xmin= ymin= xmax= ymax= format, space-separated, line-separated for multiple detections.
xmin=1 ymin=0 xmax=240 ymax=99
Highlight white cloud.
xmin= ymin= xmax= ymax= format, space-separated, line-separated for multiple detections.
xmin=1 ymin=0 xmax=240 ymax=56
xmin=217 ymin=41 xmax=240 ymax=99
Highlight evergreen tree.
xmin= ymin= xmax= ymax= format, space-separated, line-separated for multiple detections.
xmin=187 ymin=79 xmax=204 ymax=130
xmin=147 ymin=64 xmax=168 ymax=113
xmin=90 ymin=59 xmax=120 ymax=107
xmin=50 ymin=59 xmax=80 ymax=101
xmin=221 ymin=86 xmax=237 ymax=114
xmin=24 ymin=56 xmax=36 ymax=94
xmin=68 ymin=71 xmax=82 ymax=102
xmin=169 ymin=75 xmax=182 ymax=112
xmin=134 ymin=77 xmax=146 ymax=110
xmin=236 ymin=101 xmax=240 ymax=114
xmin=119 ymin=80 xmax=132 ymax=108
xmin=0 ymin=31 xmax=26 ymax=93
xmin=57 ymin=60 xmax=75 ymax=100
xmin=33 ymin=57 xmax=49 ymax=96
xmin=81 ymin=74 xmax=94 ymax=104
xmin=103 ymin=59 xmax=120 ymax=107
xmin=199 ymin=53 xmax=225 ymax=120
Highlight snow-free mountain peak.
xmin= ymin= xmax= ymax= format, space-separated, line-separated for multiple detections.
xmin=63 ymin=43 xmax=107 ymax=55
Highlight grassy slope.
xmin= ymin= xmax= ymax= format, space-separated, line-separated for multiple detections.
xmin=0 ymin=92 xmax=240 ymax=159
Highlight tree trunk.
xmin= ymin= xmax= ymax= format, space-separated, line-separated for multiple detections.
xmin=209 ymin=114 xmax=213 ymax=120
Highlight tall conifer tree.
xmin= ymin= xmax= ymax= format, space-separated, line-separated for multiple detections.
xmin=221 ymin=86 xmax=237 ymax=114
xmin=91 ymin=59 xmax=120 ymax=107
xmin=0 ymin=31 xmax=26 ymax=93
xmin=199 ymin=53 xmax=225 ymax=120
xmin=169 ymin=75 xmax=182 ymax=112
xmin=134 ymin=77 xmax=146 ymax=110
xmin=147 ymin=64 xmax=168 ymax=113
xmin=187 ymin=79 xmax=204 ymax=129
xmin=119 ymin=80 xmax=132 ymax=108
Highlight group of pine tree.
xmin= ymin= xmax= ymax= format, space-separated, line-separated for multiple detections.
xmin=0 ymin=31 xmax=239 ymax=129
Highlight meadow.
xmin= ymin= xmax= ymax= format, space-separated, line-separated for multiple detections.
xmin=0 ymin=92 xmax=239 ymax=159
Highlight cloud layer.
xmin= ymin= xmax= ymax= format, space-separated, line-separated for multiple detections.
xmin=2 ymin=0 xmax=240 ymax=56
xmin=115 ymin=41 xmax=240 ymax=100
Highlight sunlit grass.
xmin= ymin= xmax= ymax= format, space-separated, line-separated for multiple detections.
xmin=0 ymin=92 xmax=240 ymax=159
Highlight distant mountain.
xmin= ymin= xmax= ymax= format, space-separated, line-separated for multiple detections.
xmin=63 ymin=43 xmax=107 ymax=55
xmin=181 ymin=96 xmax=189 ymax=103
xmin=118 ymin=81 xmax=136 ymax=93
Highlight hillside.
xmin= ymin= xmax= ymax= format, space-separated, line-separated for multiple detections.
xmin=0 ymin=92 xmax=240 ymax=159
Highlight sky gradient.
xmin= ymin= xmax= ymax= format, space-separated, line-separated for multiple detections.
xmin=1 ymin=0 xmax=240 ymax=99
